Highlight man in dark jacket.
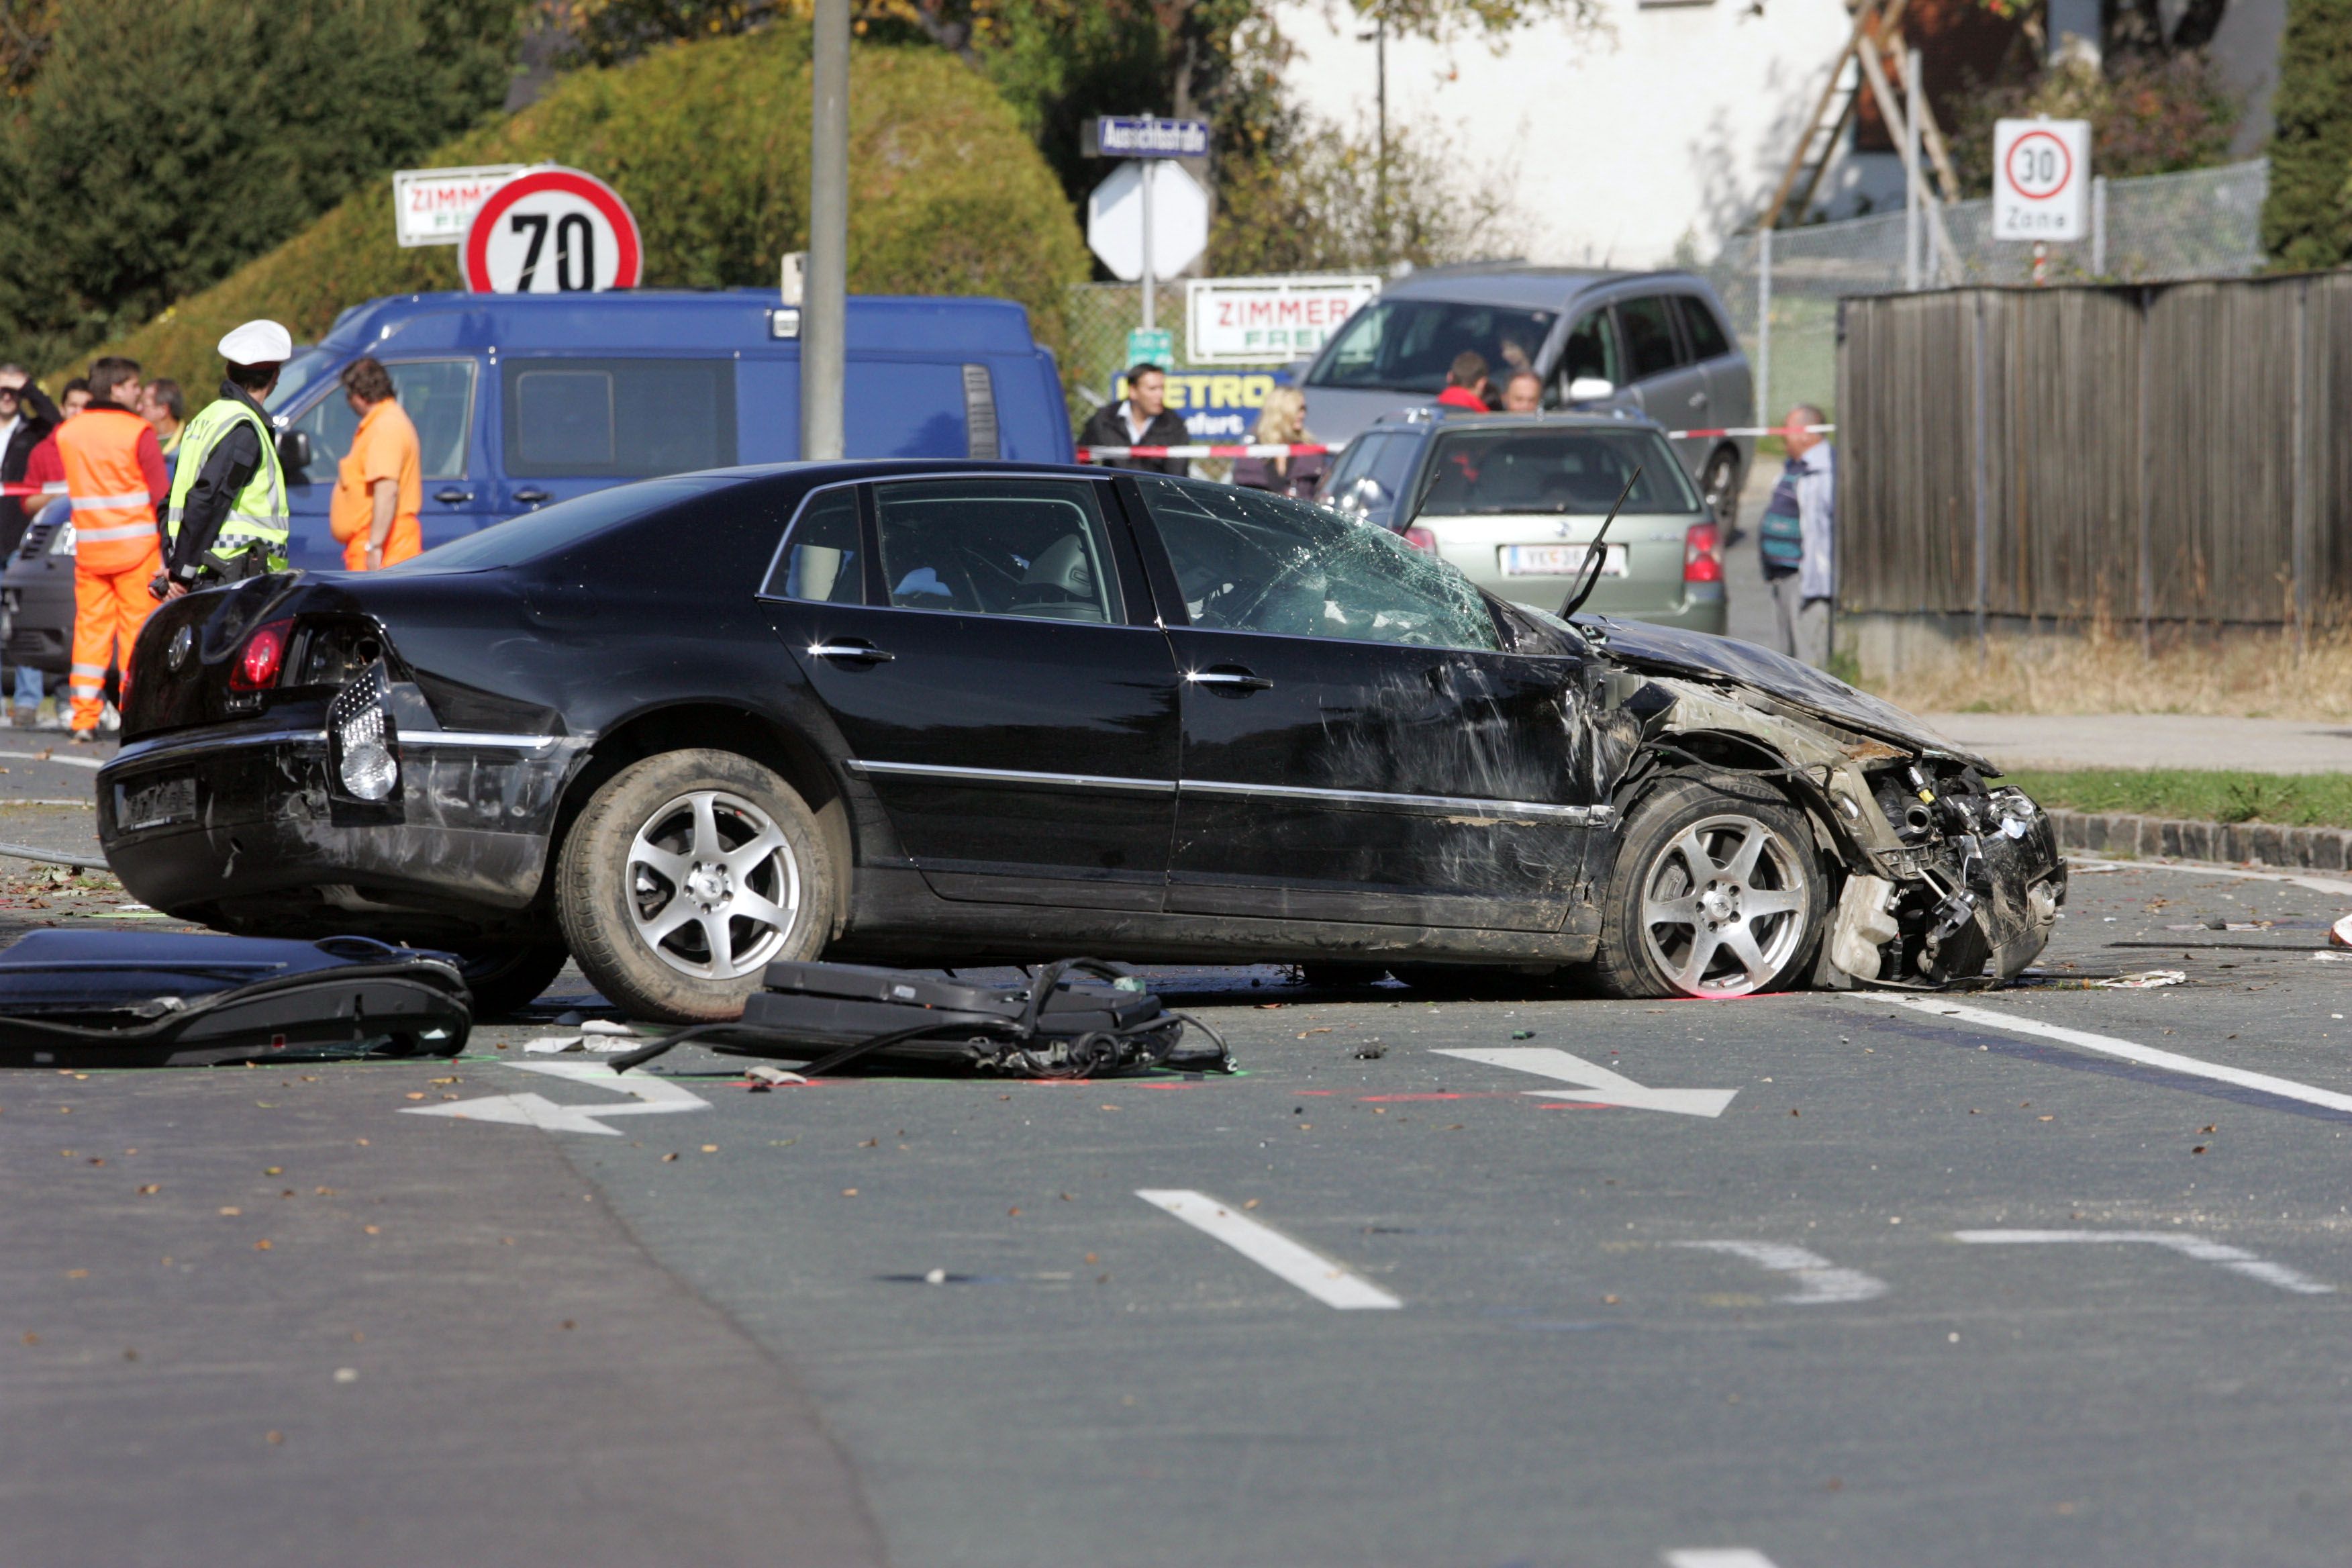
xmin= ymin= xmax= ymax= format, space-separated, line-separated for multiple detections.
xmin=0 ymin=365 xmax=62 ymax=558
xmin=1078 ymin=362 xmax=1191 ymax=476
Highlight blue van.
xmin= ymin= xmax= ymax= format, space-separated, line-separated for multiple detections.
xmin=262 ymin=289 xmax=1071 ymax=569
xmin=0 ymin=289 xmax=1070 ymax=690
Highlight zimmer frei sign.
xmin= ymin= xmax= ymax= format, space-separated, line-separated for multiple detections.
xmin=1185 ymin=274 xmax=1381 ymax=365
xmin=391 ymin=164 xmax=528 ymax=247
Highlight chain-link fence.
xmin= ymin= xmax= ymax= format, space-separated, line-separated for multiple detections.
xmin=1699 ymin=158 xmax=2269 ymax=424
xmin=1065 ymin=281 xmax=1193 ymax=413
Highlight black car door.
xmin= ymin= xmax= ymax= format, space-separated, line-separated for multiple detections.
xmin=1120 ymin=474 xmax=1598 ymax=931
xmin=758 ymin=475 xmax=1180 ymax=910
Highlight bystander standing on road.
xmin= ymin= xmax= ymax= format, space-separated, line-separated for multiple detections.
xmin=1758 ymin=403 xmax=1834 ymax=667
xmin=1500 ymin=370 xmax=1542 ymax=414
xmin=1436 ymin=352 xmax=1491 ymax=411
xmin=11 ymin=376 xmax=87 ymax=728
xmin=1079 ymin=363 xmax=1189 ymax=475
xmin=328 ymin=357 xmax=422 ymax=571
xmin=1232 ymin=385 xmax=1325 ymax=499
xmin=159 ymin=321 xmax=292 ymax=599
xmin=56 ymin=357 xmax=166 ymax=742
xmin=138 ymin=378 xmax=185 ymax=464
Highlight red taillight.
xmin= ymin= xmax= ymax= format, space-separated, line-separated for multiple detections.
xmin=230 ymin=620 xmax=291 ymax=691
xmin=1683 ymin=522 xmax=1722 ymax=583
xmin=1402 ymin=526 xmax=1438 ymax=552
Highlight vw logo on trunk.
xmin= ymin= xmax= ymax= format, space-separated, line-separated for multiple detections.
xmin=166 ymin=625 xmax=193 ymax=673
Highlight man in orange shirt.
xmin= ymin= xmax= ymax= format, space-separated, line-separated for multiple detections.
xmin=328 ymin=358 xmax=421 ymax=571
xmin=55 ymin=357 xmax=166 ymax=741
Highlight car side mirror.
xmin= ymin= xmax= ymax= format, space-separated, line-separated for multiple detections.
xmin=277 ymin=429 xmax=312 ymax=476
xmin=1566 ymin=377 xmax=1615 ymax=403
xmin=1334 ymin=475 xmax=1389 ymax=518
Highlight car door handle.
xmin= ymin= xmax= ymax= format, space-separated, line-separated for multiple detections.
xmin=1189 ymin=665 xmax=1273 ymax=693
xmin=511 ymin=487 xmax=552 ymax=506
xmin=809 ymin=640 xmax=895 ymax=664
xmin=434 ymin=488 xmax=473 ymax=505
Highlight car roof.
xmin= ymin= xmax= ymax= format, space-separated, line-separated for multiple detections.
xmin=313 ymin=289 xmax=1042 ymax=357
xmin=1361 ymin=409 xmax=1670 ymax=440
xmin=1378 ymin=266 xmax=1711 ymax=311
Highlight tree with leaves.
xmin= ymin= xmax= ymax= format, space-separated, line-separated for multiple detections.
xmin=2262 ymin=0 xmax=2352 ymax=269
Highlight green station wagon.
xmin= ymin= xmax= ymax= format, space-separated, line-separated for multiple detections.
xmin=1322 ymin=409 xmax=1727 ymax=636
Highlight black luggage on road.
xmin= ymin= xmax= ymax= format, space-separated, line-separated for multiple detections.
xmin=0 ymin=930 xmax=473 ymax=1067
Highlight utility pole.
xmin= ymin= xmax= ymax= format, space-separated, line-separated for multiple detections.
xmin=803 ymin=0 xmax=849 ymax=462
xmin=1360 ymin=6 xmax=1387 ymax=264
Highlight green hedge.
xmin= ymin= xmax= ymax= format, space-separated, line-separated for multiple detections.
xmin=2261 ymin=0 xmax=2352 ymax=270
xmin=66 ymin=28 xmax=1088 ymax=393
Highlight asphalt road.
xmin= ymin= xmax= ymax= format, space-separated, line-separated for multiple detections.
xmin=5 ymin=778 xmax=2352 ymax=1567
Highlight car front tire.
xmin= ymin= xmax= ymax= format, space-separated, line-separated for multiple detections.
xmin=555 ymin=748 xmax=834 ymax=1022
xmin=1590 ymin=772 xmax=1824 ymax=999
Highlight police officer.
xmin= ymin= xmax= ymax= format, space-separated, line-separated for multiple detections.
xmin=156 ymin=320 xmax=293 ymax=601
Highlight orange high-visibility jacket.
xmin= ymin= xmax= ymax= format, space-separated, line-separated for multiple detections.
xmin=56 ymin=407 xmax=164 ymax=575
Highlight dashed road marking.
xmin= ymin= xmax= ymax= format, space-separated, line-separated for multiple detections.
xmin=401 ymin=1061 xmax=709 ymax=1136
xmin=1136 ymin=1189 xmax=1401 ymax=1310
xmin=0 ymin=748 xmax=101 ymax=771
xmin=1677 ymin=1240 xmax=1889 ymax=1304
xmin=1665 ymin=1551 xmax=1782 ymax=1567
xmin=1953 ymin=1230 xmax=2332 ymax=1295
xmin=1865 ymin=994 xmax=2352 ymax=1117
xmin=1433 ymin=1046 xmax=1739 ymax=1118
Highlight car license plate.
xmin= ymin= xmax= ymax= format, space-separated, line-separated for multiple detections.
xmin=1501 ymin=543 xmax=1628 ymax=577
xmin=119 ymin=776 xmax=197 ymax=832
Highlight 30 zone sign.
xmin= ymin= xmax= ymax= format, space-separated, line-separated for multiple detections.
xmin=1992 ymin=118 xmax=2090 ymax=242
xmin=462 ymin=167 xmax=642 ymax=294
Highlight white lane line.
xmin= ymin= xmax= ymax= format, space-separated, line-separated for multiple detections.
xmin=1136 ymin=1189 xmax=1401 ymax=1310
xmin=1864 ymin=994 xmax=2352 ymax=1116
xmin=1954 ymin=1230 xmax=2332 ymax=1295
xmin=2073 ymin=856 xmax=2352 ymax=899
xmin=1433 ymin=1046 xmax=1739 ymax=1118
xmin=1665 ymin=1551 xmax=1781 ymax=1568
xmin=0 ymin=748 xmax=101 ymax=771
xmin=1677 ymin=1240 xmax=1889 ymax=1304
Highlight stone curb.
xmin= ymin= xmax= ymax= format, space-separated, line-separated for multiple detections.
xmin=2046 ymin=808 xmax=2352 ymax=873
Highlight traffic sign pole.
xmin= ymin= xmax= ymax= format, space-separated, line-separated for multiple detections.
xmin=804 ymin=0 xmax=848 ymax=462
xmin=1140 ymin=160 xmax=1156 ymax=338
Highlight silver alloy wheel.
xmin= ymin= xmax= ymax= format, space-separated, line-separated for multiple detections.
xmin=625 ymin=789 xmax=802 ymax=980
xmin=1638 ymin=812 xmax=1809 ymax=997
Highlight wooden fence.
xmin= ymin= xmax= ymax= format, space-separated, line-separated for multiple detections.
xmin=1838 ymin=276 xmax=2352 ymax=632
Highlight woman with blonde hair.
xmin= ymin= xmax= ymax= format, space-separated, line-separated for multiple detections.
xmin=1232 ymin=385 xmax=1326 ymax=499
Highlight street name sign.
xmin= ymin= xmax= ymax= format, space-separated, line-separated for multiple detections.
xmin=1186 ymin=274 xmax=1380 ymax=364
xmin=461 ymin=166 xmax=644 ymax=294
xmin=1993 ymin=119 xmax=2090 ymax=242
xmin=1082 ymin=116 xmax=1211 ymax=159
xmin=394 ymin=164 xmax=526 ymax=248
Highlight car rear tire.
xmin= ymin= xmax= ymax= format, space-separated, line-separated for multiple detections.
xmin=454 ymin=939 xmax=572 ymax=1019
xmin=1589 ymin=772 xmax=1824 ymax=999
xmin=555 ymin=749 xmax=834 ymax=1022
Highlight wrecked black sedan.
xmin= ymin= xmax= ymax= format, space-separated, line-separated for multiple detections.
xmin=96 ymin=462 xmax=2063 ymax=1020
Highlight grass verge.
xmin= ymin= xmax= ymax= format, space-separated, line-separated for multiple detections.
xmin=2003 ymin=769 xmax=2352 ymax=829
xmin=1860 ymin=620 xmax=2352 ymax=722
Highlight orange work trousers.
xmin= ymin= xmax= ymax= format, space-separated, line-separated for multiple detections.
xmin=70 ymin=549 xmax=162 ymax=733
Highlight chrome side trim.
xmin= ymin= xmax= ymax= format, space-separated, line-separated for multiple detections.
xmin=103 ymin=727 xmax=329 ymax=773
xmin=1181 ymin=777 xmax=1614 ymax=825
xmin=844 ymin=758 xmax=1175 ymax=796
xmin=397 ymin=730 xmax=563 ymax=750
xmin=839 ymin=756 xmax=1611 ymax=824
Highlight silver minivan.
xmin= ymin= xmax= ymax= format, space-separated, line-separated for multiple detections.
xmin=1297 ymin=266 xmax=1754 ymax=529
xmin=1322 ymin=410 xmax=1726 ymax=636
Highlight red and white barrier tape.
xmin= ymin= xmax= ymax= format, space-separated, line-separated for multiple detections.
xmin=0 ymin=482 xmax=64 ymax=499
xmin=1077 ymin=443 xmax=1331 ymax=462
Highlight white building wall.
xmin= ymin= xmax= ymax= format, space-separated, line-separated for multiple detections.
xmin=1272 ymin=0 xmax=1868 ymax=268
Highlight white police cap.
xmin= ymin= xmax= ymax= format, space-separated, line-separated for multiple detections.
xmin=217 ymin=319 xmax=293 ymax=366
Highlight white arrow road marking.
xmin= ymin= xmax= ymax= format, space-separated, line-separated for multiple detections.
xmin=1953 ymin=1230 xmax=2332 ymax=1295
xmin=401 ymin=1061 xmax=709 ymax=1136
xmin=1677 ymin=1240 xmax=1890 ymax=1304
xmin=1868 ymin=994 xmax=2352 ymax=1117
xmin=1137 ymin=1189 xmax=1402 ymax=1310
xmin=1665 ymin=1551 xmax=1783 ymax=1568
xmin=1432 ymin=1046 xmax=1739 ymax=1118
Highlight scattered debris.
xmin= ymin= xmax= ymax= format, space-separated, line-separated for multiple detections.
xmin=2093 ymin=969 xmax=2188 ymax=989
xmin=1351 ymin=1042 xmax=1386 ymax=1060
xmin=2335 ymin=913 xmax=2352 ymax=949
xmin=743 ymin=1065 xmax=807 ymax=1091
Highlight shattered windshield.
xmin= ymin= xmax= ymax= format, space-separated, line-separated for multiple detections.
xmin=1416 ymin=427 xmax=1699 ymax=516
xmin=1132 ymin=476 xmax=1500 ymax=652
xmin=1309 ymin=299 xmax=1555 ymax=395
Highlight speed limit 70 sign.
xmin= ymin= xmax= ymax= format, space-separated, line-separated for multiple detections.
xmin=1993 ymin=119 xmax=2090 ymax=242
xmin=461 ymin=166 xmax=643 ymax=294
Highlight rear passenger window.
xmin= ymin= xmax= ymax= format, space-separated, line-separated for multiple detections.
xmin=1614 ymin=297 xmax=1685 ymax=382
xmin=503 ymin=358 xmax=737 ymax=478
xmin=767 ymin=488 xmax=865 ymax=603
xmin=1558 ymin=310 xmax=1621 ymax=389
xmin=873 ymin=479 xmax=1122 ymax=624
xmin=1673 ymin=295 xmax=1732 ymax=360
